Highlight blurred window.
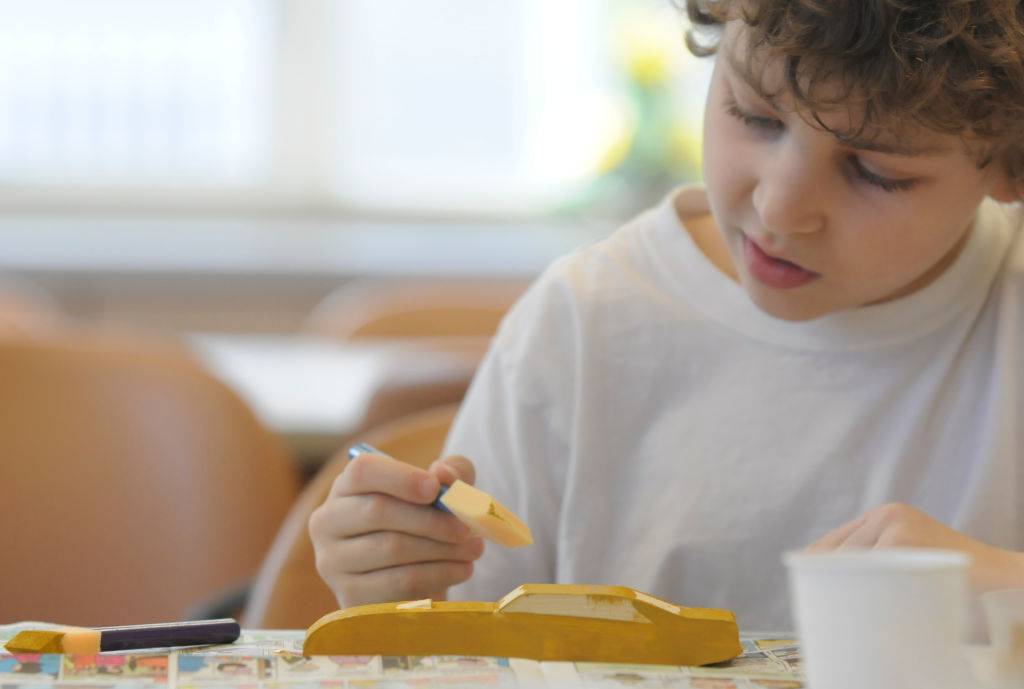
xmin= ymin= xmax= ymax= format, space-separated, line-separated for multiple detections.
xmin=0 ymin=0 xmax=711 ymax=217
xmin=0 ymin=0 xmax=275 ymax=189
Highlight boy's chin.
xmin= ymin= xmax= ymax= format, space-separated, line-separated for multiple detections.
xmin=743 ymin=283 xmax=835 ymax=322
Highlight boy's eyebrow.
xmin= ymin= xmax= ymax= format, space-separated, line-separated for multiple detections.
xmin=724 ymin=48 xmax=949 ymax=158
xmin=843 ymin=138 xmax=949 ymax=158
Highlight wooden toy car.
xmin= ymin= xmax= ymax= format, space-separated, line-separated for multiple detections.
xmin=304 ymin=583 xmax=741 ymax=666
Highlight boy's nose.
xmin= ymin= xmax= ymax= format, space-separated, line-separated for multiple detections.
xmin=751 ymin=151 xmax=826 ymax=238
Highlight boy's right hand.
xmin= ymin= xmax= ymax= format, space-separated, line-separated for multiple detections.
xmin=309 ymin=451 xmax=484 ymax=608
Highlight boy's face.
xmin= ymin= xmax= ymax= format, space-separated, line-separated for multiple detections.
xmin=701 ymin=23 xmax=1018 ymax=321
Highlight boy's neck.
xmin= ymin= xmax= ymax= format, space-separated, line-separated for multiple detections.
xmin=872 ymin=228 xmax=971 ymax=304
xmin=675 ymin=197 xmax=739 ymax=282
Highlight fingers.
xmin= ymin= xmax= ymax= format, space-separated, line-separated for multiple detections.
xmin=331 ymin=452 xmax=440 ymax=504
xmin=331 ymin=531 xmax=485 ymax=573
xmin=806 ymin=512 xmax=871 ymax=552
xmin=429 ymin=454 xmax=476 ymax=486
xmin=836 ymin=521 xmax=890 ymax=550
xmin=333 ymin=561 xmax=477 ymax=606
xmin=805 ymin=504 xmax=930 ymax=552
xmin=309 ymin=496 xmax=486 ymax=607
xmin=310 ymin=449 xmax=484 ymax=608
xmin=310 ymin=492 xmax=472 ymax=544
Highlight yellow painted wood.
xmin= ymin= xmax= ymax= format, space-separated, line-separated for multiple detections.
xmin=4 ymin=630 xmax=67 ymax=653
xmin=304 ymin=584 xmax=741 ymax=666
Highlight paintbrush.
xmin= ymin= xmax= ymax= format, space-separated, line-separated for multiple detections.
xmin=4 ymin=618 xmax=240 ymax=654
xmin=348 ymin=443 xmax=532 ymax=548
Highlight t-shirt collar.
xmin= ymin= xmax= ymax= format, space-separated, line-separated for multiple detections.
xmin=645 ymin=185 xmax=1016 ymax=351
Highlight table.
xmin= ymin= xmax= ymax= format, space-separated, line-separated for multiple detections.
xmin=0 ymin=622 xmax=806 ymax=688
xmin=189 ymin=334 xmax=478 ymax=467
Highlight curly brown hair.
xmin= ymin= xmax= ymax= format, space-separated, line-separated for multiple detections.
xmin=683 ymin=0 xmax=1024 ymax=180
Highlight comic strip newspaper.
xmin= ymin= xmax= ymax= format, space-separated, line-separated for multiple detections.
xmin=0 ymin=623 xmax=803 ymax=688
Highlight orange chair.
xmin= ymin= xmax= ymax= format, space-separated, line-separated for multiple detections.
xmin=243 ymin=404 xmax=460 ymax=629
xmin=305 ymin=278 xmax=527 ymax=343
xmin=0 ymin=277 xmax=62 ymax=336
xmin=303 ymin=278 xmax=524 ymax=441
xmin=0 ymin=333 xmax=301 ymax=626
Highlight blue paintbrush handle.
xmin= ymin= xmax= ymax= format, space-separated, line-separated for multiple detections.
xmin=347 ymin=442 xmax=451 ymax=513
xmin=95 ymin=618 xmax=240 ymax=652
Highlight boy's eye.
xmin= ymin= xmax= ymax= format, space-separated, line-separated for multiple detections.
xmin=724 ymin=91 xmax=919 ymax=194
xmin=724 ymin=97 xmax=783 ymax=134
xmin=848 ymin=156 xmax=918 ymax=193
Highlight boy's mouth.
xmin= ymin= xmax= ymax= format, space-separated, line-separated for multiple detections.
xmin=741 ymin=234 xmax=820 ymax=289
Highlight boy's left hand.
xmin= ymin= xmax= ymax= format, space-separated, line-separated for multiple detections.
xmin=807 ymin=502 xmax=1024 ymax=592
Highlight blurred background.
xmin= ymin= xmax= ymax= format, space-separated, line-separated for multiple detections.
xmin=0 ymin=0 xmax=714 ymax=627
xmin=0 ymin=0 xmax=711 ymax=333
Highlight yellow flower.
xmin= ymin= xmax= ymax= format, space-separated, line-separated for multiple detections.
xmin=615 ymin=6 xmax=684 ymax=88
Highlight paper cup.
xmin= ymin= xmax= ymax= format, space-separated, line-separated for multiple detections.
xmin=785 ymin=549 xmax=970 ymax=689
xmin=982 ymin=589 xmax=1024 ymax=652
xmin=979 ymin=589 xmax=1024 ymax=688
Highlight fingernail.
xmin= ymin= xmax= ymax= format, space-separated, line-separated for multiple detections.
xmin=435 ymin=464 xmax=456 ymax=484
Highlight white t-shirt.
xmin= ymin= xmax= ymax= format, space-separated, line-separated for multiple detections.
xmin=445 ymin=186 xmax=1024 ymax=631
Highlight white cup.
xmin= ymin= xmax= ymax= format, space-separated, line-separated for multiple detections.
xmin=785 ymin=548 xmax=970 ymax=689
xmin=982 ymin=588 xmax=1024 ymax=652
xmin=980 ymin=588 xmax=1024 ymax=687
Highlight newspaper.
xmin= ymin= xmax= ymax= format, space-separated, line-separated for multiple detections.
xmin=0 ymin=623 xmax=803 ymax=688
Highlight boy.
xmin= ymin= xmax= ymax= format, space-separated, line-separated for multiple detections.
xmin=310 ymin=0 xmax=1024 ymax=630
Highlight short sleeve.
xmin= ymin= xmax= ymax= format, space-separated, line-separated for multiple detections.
xmin=444 ymin=261 xmax=580 ymax=602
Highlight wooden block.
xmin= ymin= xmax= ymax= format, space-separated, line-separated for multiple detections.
xmin=303 ymin=584 xmax=741 ymax=666
xmin=438 ymin=480 xmax=532 ymax=548
xmin=4 ymin=630 xmax=71 ymax=653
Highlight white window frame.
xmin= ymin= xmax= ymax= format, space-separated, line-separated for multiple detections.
xmin=0 ymin=0 xmax=642 ymax=220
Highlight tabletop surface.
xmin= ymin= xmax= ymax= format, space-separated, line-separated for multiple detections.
xmin=0 ymin=623 xmax=805 ymax=688
xmin=189 ymin=334 xmax=478 ymax=462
